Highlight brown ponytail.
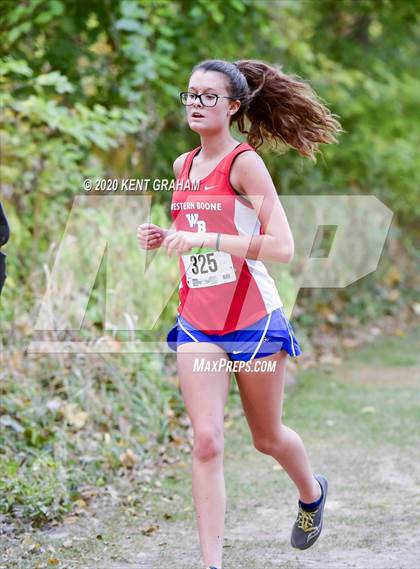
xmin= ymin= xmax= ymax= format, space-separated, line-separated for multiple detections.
xmin=191 ymin=58 xmax=344 ymax=161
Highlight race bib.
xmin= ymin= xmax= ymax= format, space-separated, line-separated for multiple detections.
xmin=181 ymin=248 xmax=237 ymax=288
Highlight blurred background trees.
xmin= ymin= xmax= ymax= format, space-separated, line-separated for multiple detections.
xmin=1 ymin=0 xmax=418 ymax=322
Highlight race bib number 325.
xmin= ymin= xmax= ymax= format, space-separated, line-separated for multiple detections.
xmin=181 ymin=250 xmax=236 ymax=288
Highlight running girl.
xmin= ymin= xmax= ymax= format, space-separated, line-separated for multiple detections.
xmin=138 ymin=59 xmax=342 ymax=569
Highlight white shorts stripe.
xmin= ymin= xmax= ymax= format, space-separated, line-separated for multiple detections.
xmin=285 ymin=319 xmax=296 ymax=357
xmin=178 ymin=317 xmax=199 ymax=342
xmin=249 ymin=310 xmax=272 ymax=362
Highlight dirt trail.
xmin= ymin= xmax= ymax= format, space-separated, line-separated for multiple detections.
xmin=1 ymin=330 xmax=419 ymax=569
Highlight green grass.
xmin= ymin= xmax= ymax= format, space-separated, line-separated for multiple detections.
xmin=343 ymin=327 xmax=420 ymax=367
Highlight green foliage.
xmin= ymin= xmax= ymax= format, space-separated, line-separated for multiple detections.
xmin=0 ymin=456 xmax=72 ymax=525
xmin=0 ymin=351 xmax=185 ymax=525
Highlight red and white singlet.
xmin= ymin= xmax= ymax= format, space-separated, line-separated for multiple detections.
xmin=170 ymin=141 xmax=283 ymax=334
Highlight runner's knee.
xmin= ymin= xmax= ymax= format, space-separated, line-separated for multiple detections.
xmin=253 ymin=426 xmax=285 ymax=455
xmin=193 ymin=428 xmax=224 ymax=461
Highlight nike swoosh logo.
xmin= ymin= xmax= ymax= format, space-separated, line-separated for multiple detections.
xmin=232 ymin=350 xmax=243 ymax=354
xmin=204 ymin=185 xmax=218 ymax=191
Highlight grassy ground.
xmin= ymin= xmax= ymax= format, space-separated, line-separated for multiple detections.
xmin=1 ymin=326 xmax=419 ymax=569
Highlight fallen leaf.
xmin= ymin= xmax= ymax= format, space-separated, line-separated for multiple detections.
xmin=387 ymin=289 xmax=400 ymax=302
xmin=63 ymin=403 xmax=88 ymax=429
xmin=319 ymin=353 xmax=342 ymax=365
xmin=384 ymin=267 xmax=401 ymax=286
xmin=360 ymin=406 xmax=376 ymax=413
xmin=141 ymin=523 xmax=159 ymax=536
xmin=342 ymin=337 xmax=361 ymax=349
xmin=22 ymin=535 xmax=33 ymax=546
xmin=119 ymin=448 xmax=139 ymax=468
xmin=411 ymin=302 xmax=420 ymax=316
xmin=169 ymin=434 xmax=184 ymax=447
xmin=63 ymin=515 xmax=78 ymax=524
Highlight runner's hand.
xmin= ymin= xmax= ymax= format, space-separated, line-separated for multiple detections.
xmin=137 ymin=223 xmax=170 ymax=250
xmin=162 ymin=230 xmax=203 ymax=257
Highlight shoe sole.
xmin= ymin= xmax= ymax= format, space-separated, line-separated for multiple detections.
xmin=290 ymin=474 xmax=328 ymax=550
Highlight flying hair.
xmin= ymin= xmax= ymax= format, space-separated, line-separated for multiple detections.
xmin=191 ymin=58 xmax=344 ymax=161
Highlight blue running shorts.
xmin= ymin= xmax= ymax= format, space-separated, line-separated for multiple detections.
xmin=166 ymin=307 xmax=302 ymax=362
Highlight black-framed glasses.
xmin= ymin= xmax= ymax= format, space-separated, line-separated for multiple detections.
xmin=179 ymin=91 xmax=235 ymax=107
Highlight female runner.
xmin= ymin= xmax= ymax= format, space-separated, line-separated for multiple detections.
xmin=138 ymin=59 xmax=342 ymax=569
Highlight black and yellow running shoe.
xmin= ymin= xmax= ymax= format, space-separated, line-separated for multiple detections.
xmin=291 ymin=474 xmax=328 ymax=550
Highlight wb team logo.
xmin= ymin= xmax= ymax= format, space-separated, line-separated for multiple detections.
xmin=186 ymin=213 xmax=206 ymax=232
